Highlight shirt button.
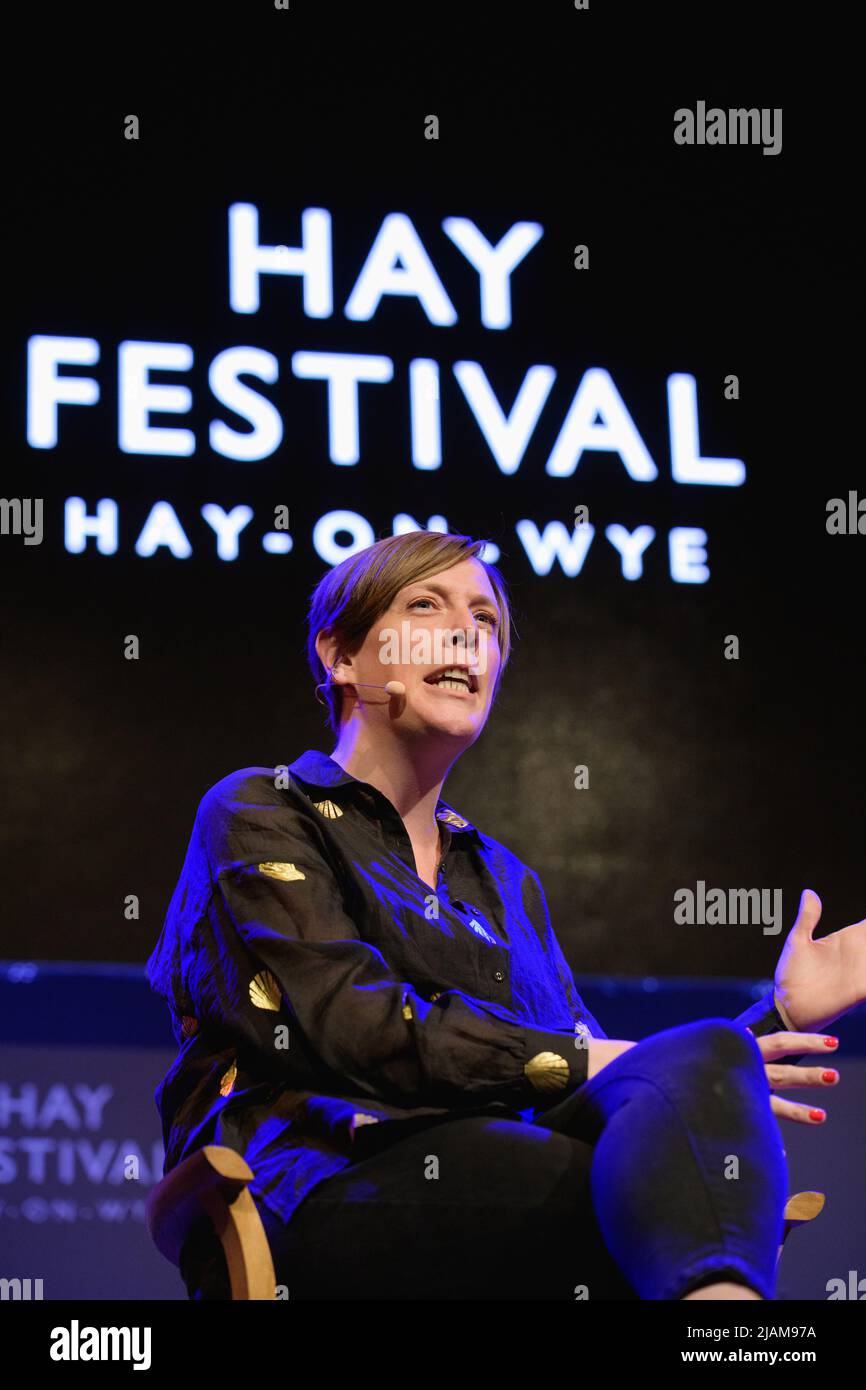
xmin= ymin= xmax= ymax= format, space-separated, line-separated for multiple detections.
xmin=494 ymin=971 xmax=504 ymax=983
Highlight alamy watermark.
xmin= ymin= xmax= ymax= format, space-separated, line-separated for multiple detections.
xmin=826 ymin=1270 xmax=865 ymax=1299
xmin=49 ymin=1321 xmax=151 ymax=1369
xmin=674 ymin=103 xmax=782 ymax=157
xmin=674 ymin=881 xmax=783 ymax=935
xmin=1 ymin=1276 xmax=43 ymax=1299
xmin=826 ymin=492 xmax=865 ymax=534
xmin=0 ymin=498 xmax=43 ymax=545
xmin=377 ymin=622 xmax=489 ymax=674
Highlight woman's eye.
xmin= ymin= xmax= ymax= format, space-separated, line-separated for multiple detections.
xmin=408 ymin=599 xmax=497 ymax=627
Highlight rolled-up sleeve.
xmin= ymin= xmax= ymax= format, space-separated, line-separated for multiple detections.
xmin=185 ymin=785 xmax=586 ymax=1110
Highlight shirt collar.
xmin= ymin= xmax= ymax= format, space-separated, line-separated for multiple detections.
xmin=287 ymin=749 xmax=478 ymax=836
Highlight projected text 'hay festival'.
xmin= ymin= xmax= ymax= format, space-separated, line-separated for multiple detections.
xmin=26 ymin=203 xmax=746 ymax=582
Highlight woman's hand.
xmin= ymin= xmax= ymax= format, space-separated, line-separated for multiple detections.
xmin=774 ymin=889 xmax=866 ymax=1032
xmin=586 ymin=1029 xmax=842 ymax=1125
xmin=586 ymin=1038 xmax=638 ymax=1080
xmin=746 ymin=1027 xmax=841 ymax=1125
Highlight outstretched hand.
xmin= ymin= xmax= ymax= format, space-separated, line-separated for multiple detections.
xmin=774 ymin=889 xmax=866 ymax=1033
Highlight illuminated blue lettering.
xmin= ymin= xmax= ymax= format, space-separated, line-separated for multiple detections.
xmin=209 ymin=347 xmax=282 ymax=461
xmin=409 ymin=359 xmax=442 ymax=469
xmin=545 ymin=368 xmax=657 ymax=480
xmin=605 ymin=524 xmax=656 ymax=580
xmin=27 ymin=336 xmax=100 ymax=448
xmin=201 ymin=504 xmax=255 ymax=560
xmin=669 ymin=526 xmax=710 ymax=582
xmin=135 ymin=501 xmax=193 ymax=558
xmin=516 ymin=519 xmax=596 ymax=576
xmin=229 ymin=203 xmax=333 ymax=317
xmin=344 ymin=212 xmax=457 ymax=325
xmin=312 ymin=509 xmax=376 ymax=565
xmin=441 ymin=218 xmax=543 ymax=330
xmin=119 ymin=342 xmax=194 ymax=457
xmin=65 ymin=496 xmax=118 ymax=555
xmin=453 ymin=362 xmax=556 ymax=475
xmin=668 ymin=374 xmax=745 ymax=486
xmin=292 ymin=352 xmax=393 ymax=465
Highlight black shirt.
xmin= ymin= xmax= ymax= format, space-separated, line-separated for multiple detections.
xmin=146 ymin=750 xmax=787 ymax=1226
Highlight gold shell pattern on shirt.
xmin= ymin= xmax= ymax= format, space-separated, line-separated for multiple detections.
xmin=249 ymin=970 xmax=282 ymax=1011
xmin=352 ymin=1112 xmax=380 ymax=1129
xmin=257 ymin=861 xmax=306 ymax=881
xmin=312 ymin=798 xmax=343 ymax=818
xmin=435 ymin=809 xmax=468 ymax=829
xmin=219 ymin=1060 xmax=237 ymax=1097
xmin=180 ymin=1014 xmax=199 ymax=1039
xmin=524 ymin=1051 xmax=570 ymax=1093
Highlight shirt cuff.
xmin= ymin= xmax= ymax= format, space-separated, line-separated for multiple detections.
xmin=521 ymin=1026 xmax=590 ymax=1100
xmin=735 ymin=987 xmax=812 ymax=1068
xmin=735 ymin=987 xmax=788 ymax=1038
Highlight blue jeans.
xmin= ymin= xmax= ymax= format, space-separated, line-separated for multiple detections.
xmin=183 ymin=1018 xmax=789 ymax=1300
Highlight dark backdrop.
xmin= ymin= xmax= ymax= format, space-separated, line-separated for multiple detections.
xmin=3 ymin=29 xmax=862 ymax=992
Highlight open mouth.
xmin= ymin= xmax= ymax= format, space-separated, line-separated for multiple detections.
xmin=423 ymin=666 xmax=479 ymax=695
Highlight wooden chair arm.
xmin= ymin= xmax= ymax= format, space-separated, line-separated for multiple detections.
xmin=778 ymin=1190 xmax=825 ymax=1266
xmin=146 ymin=1145 xmax=276 ymax=1300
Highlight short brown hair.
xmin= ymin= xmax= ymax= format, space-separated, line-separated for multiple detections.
xmin=307 ymin=531 xmax=513 ymax=735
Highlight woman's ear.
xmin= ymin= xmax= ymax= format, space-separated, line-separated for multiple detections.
xmin=315 ymin=629 xmax=341 ymax=678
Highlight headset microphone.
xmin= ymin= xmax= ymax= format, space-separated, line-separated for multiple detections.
xmin=347 ymin=679 xmax=406 ymax=697
xmin=327 ymin=664 xmax=405 ymax=698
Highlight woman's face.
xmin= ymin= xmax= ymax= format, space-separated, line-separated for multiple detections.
xmin=344 ymin=557 xmax=503 ymax=745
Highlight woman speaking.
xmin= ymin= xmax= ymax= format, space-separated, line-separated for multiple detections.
xmin=146 ymin=529 xmax=862 ymax=1300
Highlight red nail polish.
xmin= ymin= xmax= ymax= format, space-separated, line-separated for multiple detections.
xmin=823 ymin=1037 xmax=838 ymax=1047
xmin=821 ymin=1070 xmax=838 ymax=1083
xmin=809 ymin=1109 xmax=825 ymax=1121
